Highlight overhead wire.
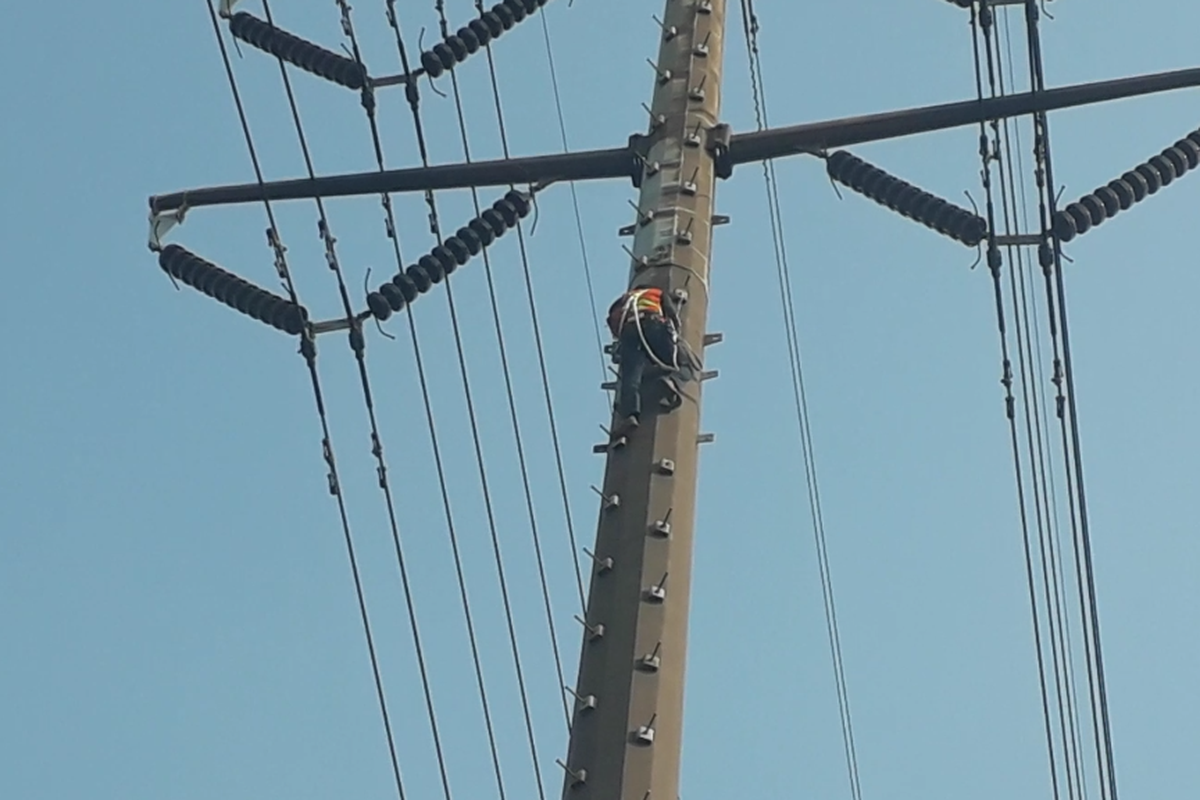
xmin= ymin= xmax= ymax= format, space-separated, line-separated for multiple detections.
xmin=472 ymin=0 xmax=589 ymax=615
xmin=333 ymin=3 xmax=505 ymax=799
xmin=426 ymin=0 xmax=575 ymax=737
xmin=967 ymin=8 xmax=1065 ymax=800
xmin=255 ymin=3 xmax=478 ymax=799
xmin=380 ymin=3 xmax=549 ymax=798
xmin=537 ymin=10 xmax=610 ymax=400
xmin=737 ymin=2 xmax=862 ymax=798
xmin=1020 ymin=4 xmax=1121 ymax=799
xmin=203 ymin=2 xmax=408 ymax=798
xmin=986 ymin=8 xmax=1080 ymax=794
xmin=992 ymin=12 xmax=1090 ymax=799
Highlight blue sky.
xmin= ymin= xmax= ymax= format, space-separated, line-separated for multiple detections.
xmin=2 ymin=1 xmax=1198 ymax=798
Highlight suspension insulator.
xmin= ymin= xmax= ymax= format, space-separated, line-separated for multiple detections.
xmin=825 ymin=150 xmax=988 ymax=247
xmin=1052 ymin=126 xmax=1200 ymax=243
xmin=418 ymin=0 xmax=549 ymax=79
xmin=228 ymin=12 xmax=367 ymax=91
xmin=158 ymin=245 xmax=308 ymax=335
xmin=365 ymin=190 xmax=535 ymax=320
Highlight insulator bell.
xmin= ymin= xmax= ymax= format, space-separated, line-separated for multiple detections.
xmin=457 ymin=28 xmax=480 ymax=54
xmin=432 ymin=245 xmax=459 ymax=276
xmin=445 ymin=237 xmax=472 ymax=264
xmin=228 ymin=12 xmax=366 ymax=91
xmin=407 ymin=264 xmax=433 ymax=293
xmin=469 ymin=19 xmax=493 ymax=45
xmin=418 ymin=254 xmax=446 ymax=284
xmin=493 ymin=4 xmax=517 ymax=29
xmin=393 ymin=272 xmax=419 ymax=303
xmin=367 ymin=291 xmax=393 ymax=321
xmin=380 ymin=283 xmax=406 ymax=311
xmin=456 ymin=226 xmax=483 ymax=255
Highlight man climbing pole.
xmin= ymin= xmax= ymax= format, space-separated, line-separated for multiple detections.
xmin=605 ymin=284 xmax=699 ymax=441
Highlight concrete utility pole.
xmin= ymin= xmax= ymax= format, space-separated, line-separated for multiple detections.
xmin=558 ymin=2 xmax=725 ymax=799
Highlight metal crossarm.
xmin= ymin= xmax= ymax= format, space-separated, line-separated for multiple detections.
xmin=148 ymin=66 xmax=1200 ymax=219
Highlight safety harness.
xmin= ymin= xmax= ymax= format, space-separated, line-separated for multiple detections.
xmin=617 ymin=289 xmax=680 ymax=372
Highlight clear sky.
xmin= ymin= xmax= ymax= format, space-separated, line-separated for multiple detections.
xmin=2 ymin=1 xmax=1198 ymax=799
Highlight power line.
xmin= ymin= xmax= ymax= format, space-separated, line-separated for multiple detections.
xmin=429 ymin=0 xmax=576 ymax=738
xmin=737 ymin=2 xmax=863 ymax=798
xmin=204 ymin=3 xmax=408 ymax=798
xmin=252 ymin=3 xmax=488 ymax=800
xmin=473 ymin=0 xmax=589 ymax=615
xmin=968 ymin=8 xmax=1066 ymax=800
xmin=989 ymin=12 xmax=1090 ymax=800
xmin=987 ymin=16 xmax=1082 ymax=800
xmin=381 ymin=4 xmax=549 ymax=799
xmin=1021 ymin=5 xmax=1121 ymax=799
xmin=538 ymin=10 xmax=609 ymax=398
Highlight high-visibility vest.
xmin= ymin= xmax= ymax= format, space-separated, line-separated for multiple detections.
xmin=607 ymin=288 xmax=664 ymax=337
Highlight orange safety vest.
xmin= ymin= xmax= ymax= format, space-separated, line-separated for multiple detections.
xmin=607 ymin=288 xmax=664 ymax=337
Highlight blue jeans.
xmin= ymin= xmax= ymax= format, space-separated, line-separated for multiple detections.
xmin=615 ymin=317 xmax=676 ymax=419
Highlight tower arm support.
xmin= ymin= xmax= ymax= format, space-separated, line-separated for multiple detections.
xmin=730 ymin=65 xmax=1200 ymax=163
xmin=148 ymin=66 xmax=1200 ymax=215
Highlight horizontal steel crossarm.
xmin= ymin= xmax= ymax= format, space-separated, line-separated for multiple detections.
xmin=149 ymin=147 xmax=633 ymax=214
xmin=149 ymin=66 xmax=1200 ymax=214
xmin=730 ymin=65 xmax=1200 ymax=162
